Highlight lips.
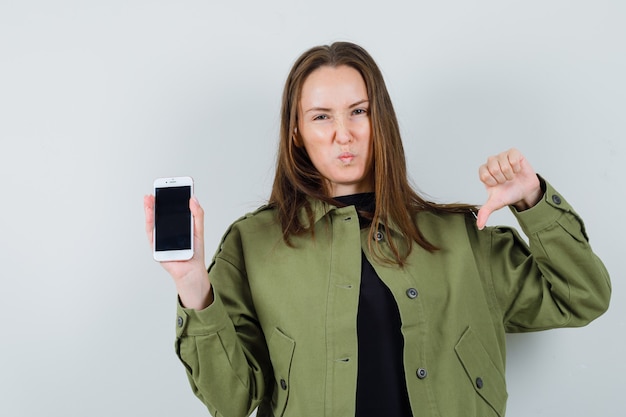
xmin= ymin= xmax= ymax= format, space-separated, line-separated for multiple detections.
xmin=338 ymin=152 xmax=355 ymax=164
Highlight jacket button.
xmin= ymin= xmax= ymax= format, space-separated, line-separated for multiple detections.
xmin=476 ymin=377 xmax=484 ymax=389
xmin=416 ymin=368 xmax=428 ymax=379
xmin=177 ymin=316 xmax=184 ymax=328
xmin=280 ymin=379 xmax=287 ymax=390
xmin=552 ymin=195 xmax=562 ymax=205
xmin=374 ymin=231 xmax=384 ymax=242
xmin=406 ymin=288 xmax=418 ymax=299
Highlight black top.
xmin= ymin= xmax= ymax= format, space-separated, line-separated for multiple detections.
xmin=334 ymin=194 xmax=413 ymax=417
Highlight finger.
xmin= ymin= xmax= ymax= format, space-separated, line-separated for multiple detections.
xmin=498 ymin=155 xmax=516 ymax=181
xmin=501 ymin=148 xmax=529 ymax=179
xmin=487 ymin=155 xmax=509 ymax=184
xmin=190 ymin=195 xmax=205 ymax=254
xmin=505 ymin=148 xmax=527 ymax=177
xmin=482 ymin=150 xmax=520 ymax=184
xmin=144 ymin=194 xmax=155 ymax=245
xmin=190 ymin=195 xmax=204 ymax=236
xmin=490 ymin=149 xmax=525 ymax=181
xmin=478 ymin=163 xmax=497 ymax=187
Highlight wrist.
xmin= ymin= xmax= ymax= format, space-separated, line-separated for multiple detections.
xmin=513 ymin=189 xmax=543 ymax=211
xmin=513 ymin=176 xmax=544 ymax=211
xmin=176 ymin=269 xmax=214 ymax=310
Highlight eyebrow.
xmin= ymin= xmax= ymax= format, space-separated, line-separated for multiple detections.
xmin=304 ymin=99 xmax=370 ymax=114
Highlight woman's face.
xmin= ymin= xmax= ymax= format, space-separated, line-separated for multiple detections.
xmin=297 ymin=65 xmax=373 ymax=197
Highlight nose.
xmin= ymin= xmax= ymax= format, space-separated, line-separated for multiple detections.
xmin=333 ymin=118 xmax=353 ymax=145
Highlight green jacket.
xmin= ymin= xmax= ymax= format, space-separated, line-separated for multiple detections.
xmin=175 ymin=180 xmax=611 ymax=417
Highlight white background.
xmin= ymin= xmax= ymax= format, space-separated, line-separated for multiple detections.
xmin=1 ymin=1 xmax=624 ymax=416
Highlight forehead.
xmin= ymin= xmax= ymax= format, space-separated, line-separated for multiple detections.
xmin=300 ymin=65 xmax=367 ymax=106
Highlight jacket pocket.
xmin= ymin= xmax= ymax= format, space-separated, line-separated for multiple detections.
xmin=268 ymin=327 xmax=296 ymax=417
xmin=556 ymin=211 xmax=589 ymax=243
xmin=455 ymin=327 xmax=508 ymax=417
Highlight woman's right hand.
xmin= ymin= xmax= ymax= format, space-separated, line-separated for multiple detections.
xmin=144 ymin=194 xmax=214 ymax=310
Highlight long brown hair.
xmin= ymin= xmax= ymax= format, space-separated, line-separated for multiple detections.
xmin=269 ymin=42 xmax=475 ymax=265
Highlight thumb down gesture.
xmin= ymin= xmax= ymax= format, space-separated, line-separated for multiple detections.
xmin=476 ymin=148 xmax=543 ymax=230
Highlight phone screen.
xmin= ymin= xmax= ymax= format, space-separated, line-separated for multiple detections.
xmin=154 ymin=186 xmax=192 ymax=252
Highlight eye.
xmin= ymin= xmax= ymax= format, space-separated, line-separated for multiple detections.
xmin=313 ymin=114 xmax=329 ymax=121
xmin=352 ymin=108 xmax=368 ymax=116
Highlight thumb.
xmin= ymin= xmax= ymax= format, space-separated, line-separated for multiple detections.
xmin=189 ymin=195 xmax=206 ymax=258
xmin=190 ymin=195 xmax=204 ymax=237
xmin=475 ymin=205 xmax=492 ymax=231
xmin=476 ymin=196 xmax=504 ymax=230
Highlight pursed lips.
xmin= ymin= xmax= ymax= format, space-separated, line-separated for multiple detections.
xmin=338 ymin=152 xmax=355 ymax=164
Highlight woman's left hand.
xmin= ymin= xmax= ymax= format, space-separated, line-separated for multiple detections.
xmin=476 ymin=148 xmax=543 ymax=230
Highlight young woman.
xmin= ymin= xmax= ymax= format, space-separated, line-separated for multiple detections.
xmin=144 ymin=42 xmax=610 ymax=417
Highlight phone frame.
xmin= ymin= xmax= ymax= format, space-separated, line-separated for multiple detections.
xmin=152 ymin=176 xmax=194 ymax=262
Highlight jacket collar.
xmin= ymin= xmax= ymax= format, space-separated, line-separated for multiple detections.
xmin=302 ymin=196 xmax=403 ymax=235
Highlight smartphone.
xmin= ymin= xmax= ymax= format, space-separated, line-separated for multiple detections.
xmin=153 ymin=176 xmax=194 ymax=262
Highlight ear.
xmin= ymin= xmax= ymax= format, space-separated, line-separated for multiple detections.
xmin=292 ymin=127 xmax=303 ymax=147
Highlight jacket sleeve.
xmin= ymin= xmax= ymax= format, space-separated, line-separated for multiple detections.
xmin=174 ymin=220 xmax=271 ymax=417
xmin=480 ymin=178 xmax=611 ymax=332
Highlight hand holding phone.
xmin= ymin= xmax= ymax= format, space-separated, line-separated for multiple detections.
xmin=145 ymin=177 xmax=214 ymax=309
